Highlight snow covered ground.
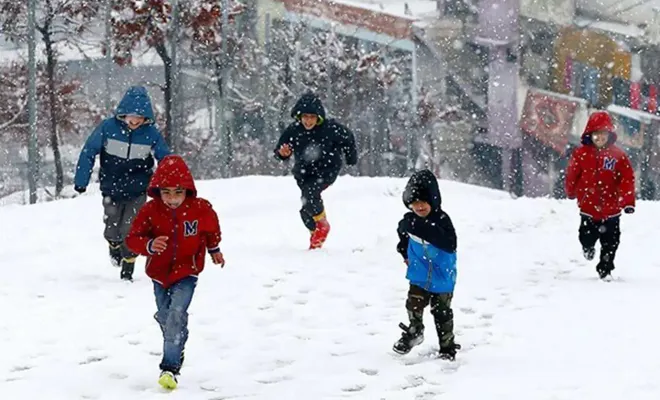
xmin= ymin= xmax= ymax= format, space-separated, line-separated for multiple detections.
xmin=2 ymin=176 xmax=660 ymax=399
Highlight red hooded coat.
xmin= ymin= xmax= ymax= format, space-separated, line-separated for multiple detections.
xmin=126 ymin=155 xmax=222 ymax=288
xmin=565 ymin=111 xmax=636 ymax=221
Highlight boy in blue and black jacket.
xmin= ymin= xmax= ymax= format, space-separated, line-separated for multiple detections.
xmin=74 ymin=86 xmax=170 ymax=281
xmin=393 ymin=169 xmax=460 ymax=360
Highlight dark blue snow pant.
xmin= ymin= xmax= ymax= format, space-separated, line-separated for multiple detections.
xmin=153 ymin=276 xmax=197 ymax=374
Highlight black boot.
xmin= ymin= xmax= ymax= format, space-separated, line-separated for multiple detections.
xmin=393 ymin=321 xmax=425 ymax=354
xmin=108 ymin=241 xmax=122 ymax=267
xmin=120 ymin=258 xmax=135 ymax=281
xmin=439 ymin=343 xmax=461 ymax=361
xmin=582 ymin=246 xmax=595 ymax=261
xmin=596 ymin=261 xmax=614 ymax=279
xmin=596 ymin=253 xmax=615 ymax=280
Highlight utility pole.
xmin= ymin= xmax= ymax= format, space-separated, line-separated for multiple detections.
xmin=220 ymin=0 xmax=231 ymax=176
xmin=27 ymin=0 xmax=38 ymax=204
xmin=170 ymin=0 xmax=179 ymax=153
xmin=408 ymin=43 xmax=418 ymax=173
xmin=477 ymin=0 xmax=521 ymax=193
xmin=104 ymin=0 xmax=113 ymax=114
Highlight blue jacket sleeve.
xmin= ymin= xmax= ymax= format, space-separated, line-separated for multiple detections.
xmin=152 ymin=129 xmax=171 ymax=161
xmin=74 ymin=122 xmax=104 ymax=189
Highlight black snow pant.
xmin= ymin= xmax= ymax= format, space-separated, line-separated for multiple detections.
xmin=579 ymin=215 xmax=620 ymax=275
xmin=102 ymin=194 xmax=147 ymax=261
xmin=406 ymin=284 xmax=455 ymax=349
xmin=296 ymin=174 xmax=336 ymax=231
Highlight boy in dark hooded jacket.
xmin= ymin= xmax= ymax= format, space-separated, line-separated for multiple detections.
xmin=393 ymin=169 xmax=460 ymax=360
xmin=74 ymin=86 xmax=171 ymax=281
xmin=274 ymin=92 xmax=358 ymax=249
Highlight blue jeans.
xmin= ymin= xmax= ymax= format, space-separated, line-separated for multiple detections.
xmin=153 ymin=276 xmax=197 ymax=373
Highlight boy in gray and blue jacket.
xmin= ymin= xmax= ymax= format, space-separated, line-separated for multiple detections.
xmin=393 ymin=169 xmax=460 ymax=360
xmin=74 ymin=86 xmax=170 ymax=281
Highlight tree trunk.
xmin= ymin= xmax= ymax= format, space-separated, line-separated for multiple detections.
xmin=215 ymin=61 xmax=232 ymax=177
xmin=42 ymin=28 xmax=64 ymax=196
xmin=155 ymin=43 xmax=173 ymax=148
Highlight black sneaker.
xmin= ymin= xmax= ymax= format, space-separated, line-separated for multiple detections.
xmin=108 ymin=242 xmax=122 ymax=267
xmin=120 ymin=258 xmax=135 ymax=281
xmin=596 ymin=261 xmax=614 ymax=280
xmin=582 ymin=246 xmax=595 ymax=261
xmin=439 ymin=343 xmax=461 ymax=361
xmin=392 ymin=322 xmax=424 ymax=355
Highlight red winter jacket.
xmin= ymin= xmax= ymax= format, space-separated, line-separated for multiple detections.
xmin=565 ymin=112 xmax=636 ymax=221
xmin=126 ymin=155 xmax=222 ymax=288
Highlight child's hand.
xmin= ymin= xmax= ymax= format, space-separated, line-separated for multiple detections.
xmin=151 ymin=236 xmax=169 ymax=253
xmin=404 ymin=259 xmax=409 ymax=265
xmin=278 ymin=144 xmax=292 ymax=157
xmin=211 ymin=252 xmax=225 ymax=267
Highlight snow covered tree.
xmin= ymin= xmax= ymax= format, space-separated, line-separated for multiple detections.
xmin=0 ymin=0 xmax=102 ymax=196
xmin=111 ymin=0 xmax=245 ymax=150
xmin=0 ymin=61 xmax=102 ymax=196
xmin=283 ymin=26 xmax=410 ymax=176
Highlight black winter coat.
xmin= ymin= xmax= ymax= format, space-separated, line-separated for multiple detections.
xmin=274 ymin=93 xmax=358 ymax=182
xmin=397 ymin=169 xmax=457 ymax=259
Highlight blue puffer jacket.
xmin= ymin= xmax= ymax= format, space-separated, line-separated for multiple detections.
xmin=74 ymin=86 xmax=171 ymax=201
xmin=405 ymin=231 xmax=457 ymax=294
xmin=397 ymin=169 xmax=458 ymax=294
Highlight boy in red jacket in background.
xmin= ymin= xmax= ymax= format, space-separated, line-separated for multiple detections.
xmin=565 ymin=111 xmax=635 ymax=280
xmin=126 ymin=155 xmax=225 ymax=390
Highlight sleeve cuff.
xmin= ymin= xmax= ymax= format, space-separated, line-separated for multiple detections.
xmin=207 ymin=245 xmax=220 ymax=254
xmin=147 ymin=239 xmax=156 ymax=255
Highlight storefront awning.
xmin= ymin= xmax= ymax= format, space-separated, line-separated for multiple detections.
xmin=520 ymin=88 xmax=589 ymax=154
xmin=606 ymin=104 xmax=660 ymax=149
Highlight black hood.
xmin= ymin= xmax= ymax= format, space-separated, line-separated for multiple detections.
xmin=403 ymin=169 xmax=442 ymax=211
xmin=291 ymin=91 xmax=326 ymax=123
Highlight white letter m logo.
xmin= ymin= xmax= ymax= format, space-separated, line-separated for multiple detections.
xmin=603 ymin=157 xmax=616 ymax=171
xmin=184 ymin=220 xmax=198 ymax=237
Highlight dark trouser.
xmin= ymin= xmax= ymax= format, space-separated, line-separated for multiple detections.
xmin=153 ymin=276 xmax=197 ymax=374
xmin=296 ymin=175 xmax=336 ymax=231
xmin=406 ymin=284 xmax=455 ymax=349
xmin=579 ymin=215 xmax=620 ymax=274
xmin=102 ymin=194 xmax=146 ymax=260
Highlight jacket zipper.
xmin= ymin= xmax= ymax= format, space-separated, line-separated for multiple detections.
xmin=421 ymin=239 xmax=433 ymax=291
xmin=169 ymin=210 xmax=179 ymax=274
xmin=127 ymin=129 xmax=133 ymax=159
xmin=595 ymin=148 xmax=604 ymax=217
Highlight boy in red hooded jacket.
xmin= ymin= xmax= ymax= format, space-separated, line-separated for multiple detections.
xmin=565 ymin=111 xmax=635 ymax=280
xmin=126 ymin=155 xmax=225 ymax=390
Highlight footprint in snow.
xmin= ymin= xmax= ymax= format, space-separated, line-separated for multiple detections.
xmin=359 ymin=368 xmax=379 ymax=376
xmin=256 ymin=375 xmax=292 ymax=385
xmin=416 ymin=390 xmax=445 ymax=400
xmin=400 ymin=375 xmax=426 ymax=390
xmin=10 ymin=365 xmax=32 ymax=372
xmin=79 ymin=355 xmax=107 ymax=365
xmin=342 ymin=384 xmax=366 ymax=392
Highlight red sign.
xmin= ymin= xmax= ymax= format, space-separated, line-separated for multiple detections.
xmin=630 ymin=82 xmax=641 ymax=110
xmin=520 ymin=90 xmax=579 ymax=155
xmin=649 ymin=85 xmax=657 ymax=113
xmin=276 ymin=0 xmax=413 ymax=40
